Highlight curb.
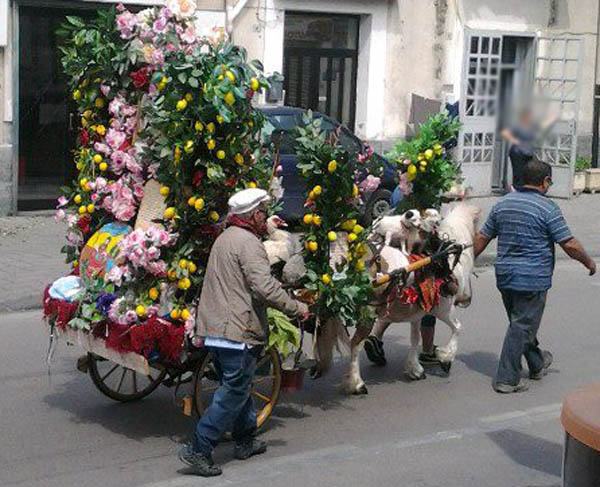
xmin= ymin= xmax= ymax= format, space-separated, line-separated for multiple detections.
xmin=0 ymin=293 xmax=43 ymax=314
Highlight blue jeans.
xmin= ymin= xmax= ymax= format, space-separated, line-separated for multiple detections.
xmin=495 ymin=290 xmax=547 ymax=386
xmin=194 ymin=346 xmax=259 ymax=455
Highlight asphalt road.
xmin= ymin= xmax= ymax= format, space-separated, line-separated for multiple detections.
xmin=1 ymin=260 xmax=598 ymax=487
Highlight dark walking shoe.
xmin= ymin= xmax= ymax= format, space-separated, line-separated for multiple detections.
xmin=364 ymin=336 xmax=386 ymax=366
xmin=234 ymin=437 xmax=267 ymax=460
xmin=178 ymin=444 xmax=222 ymax=477
xmin=419 ymin=346 xmax=440 ymax=365
xmin=530 ymin=350 xmax=554 ymax=380
xmin=493 ymin=380 xmax=529 ymax=394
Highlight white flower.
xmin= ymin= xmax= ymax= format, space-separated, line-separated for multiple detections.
xmin=167 ymin=0 xmax=196 ymax=19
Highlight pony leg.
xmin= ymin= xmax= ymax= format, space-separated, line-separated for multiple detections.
xmin=433 ymin=303 xmax=462 ymax=366
xmin=372 ymin=317 xmax=393 ymax=341
xmin=341 ymin=325 xmax=372 ymax=395
xmin=404 ymin=320 xmax=426 ymax=380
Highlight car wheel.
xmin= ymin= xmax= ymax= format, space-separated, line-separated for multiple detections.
xmin=363 ymin=189 xmax=392 ymax=226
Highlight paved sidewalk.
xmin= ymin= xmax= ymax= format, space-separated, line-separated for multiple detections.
xmin=0 ymin=194 xmax=598 ymax=312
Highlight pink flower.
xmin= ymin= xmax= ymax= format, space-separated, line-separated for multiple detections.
xmin=125 ymin=310 xmax=138 ymax=324
xmin=359 ymin=175 xmax=381 ymax=194
xmin=152 ymin=49 xmax=165 ymax=66
xmin=94 ymin=142 xmax=111 ymax=156
xmin=398 ymin=172 xmax=414 ymax=196
xmin=57 ymin=196 xmax=68 ymax=208
xmin=153 ymin=17 xmax=168 ymax=34
xmin=116 ymin=10 xmax=137 ymax=39
xmin=95 ymin=177 xmax=108 ymax=190
xmin=181 ymin=24 xmax=197 ymax=44
xmin=106 ymin=128 xmax=127 ymax=151
xmin=276 ymin=165 xmax=283 ymax=174
xmin=100 ymin=85 xmax=111 ymax=97
xmin=133 ymin=183 xmax=144 ymax=199
xmin=54 ymin=209 xmax=66 ymax=221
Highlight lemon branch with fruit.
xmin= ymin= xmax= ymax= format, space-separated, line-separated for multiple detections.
xmin=294 ymin=112 xmax=375 ymax=327
xmin=387 ymin=111 xmax=461 ymax=210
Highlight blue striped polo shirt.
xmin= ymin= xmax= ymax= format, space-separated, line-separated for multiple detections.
xmin=480 ymin=188 xmax=573 ymax=291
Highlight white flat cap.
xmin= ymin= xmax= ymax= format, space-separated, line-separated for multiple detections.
xmin=228 ymin=188 xmax=270 ymax=215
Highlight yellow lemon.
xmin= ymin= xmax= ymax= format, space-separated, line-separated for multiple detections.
xmin=184 ymin=140 xmax=194 ymax=154
xmin=96 ymin=125 xmax=106 ymax=136
xmin=94 ymin=98 xmax=105 ymax=108
xmin=234 ymin=153 xmax=244 ymax=165
xmin=328 ymin=160 xmax=337 ymax=172
xmin=420 ymin=160 xmax=428 ymax=167
xmin=207 ymin=139 xmax=216 ymax=150
xmin=209 ymin=211 xmax=219 ymax=222
xmin=407 ymin=172 xmax=416 ymax=182
xmin=176 ymin=99 xmax=188 ymax=111
xmin=216 ymin=115 xmax=224 ymax=124
xmin=93 ymin=154 xmax=103 ymax=164
xmin=164 ymin=207 xmax=176 ymax=219
xmin=136 ymin=305 xmax=146 ymax=317
xmin=188 ymin=262 xmax=197 ymax=274
xmin=353 ymin=184 xmax=359 ymax=197
xmin=74 ymin=195 xmax=82 ymax=204
xmin=185 ymin=93 xmax=193 ymax=102
xmin=224 ymin=92 xmax=236 ymax=106
xmin=178 ymin=278 xmax=191 ymax=290
xmin=195 ymin=198 xmax=205 ymax=211
xmin=313 ymin=185 xmax=322 ymax=195
xmin=248 ymin=120 xmax=254 ymax=128
xmin=312 ymin=215 xmax=322 ymax=226
xmin=149 ymin=288 xmax=159 ymax=300
xmin=206 ymin=122 xmax=215 ymax=133
xmin=348 ymin=233 xmax=358 ymax=243
xmin=303 ymin=214 xmax=313 ymax=225
xmin=188 ymin=196 xmax=197 ymax=207
xmin=76 ymin=162 xmax=83 ymax=171
xmin=355 ymin=260 xmax=365 ymax=271
xmin=160 ymin=186 xmax=170 ymax=197
xmin=72 ymin=260 xmax=79 ymax=268
xmin=321 ymin=274 xmax=331 ymax=285
xmin=87 ymin=204 xmax=95 ymax=213
xmin=308 ymin=241 xmax=318 ymax=252
xmin=72 ymin=90 xmax=81 ymax=101
xmin=179 ymin=259 xmax=188 ymax=269
xmin=407 ymin=164 xmax=417 ymax=175
xmin=181 ymin=309 xmax=191 ymax=320
xmin=216 ymin=150 xmax=226 ymax=160
xmin=168 ymin=269 xmax=177 ymax=281
xmin=170 ymin=308 xmax=181 ymax=320
xmin=195 ymin=121 xmax=204 ymax=131
xmin=434 ymin=143 xmax=442 ymax=151
xmin=81 ymin=118 xmax=88 ymax=128
xmin=248 ymin=182 xmax=257 ymax=189
xmin=251 ymin=78 xmax=260 ymax=91
xmin=424 ymin=149 xmax=434 ymax=160
xmin=225 ymin=70 xmax=236 ymax=82
xmin=308 ymin=191 xmax=315 ymax=200
xmin=78 ymin=205 xmax=87 ymax=215
xmin=353 ymin=224 xmax=364 ymax=234
xmin=327 ymin=231 xmax=337 ymax=242
xmin=99 ymin=162 xmax=108 ymax=171
xmin=218 ymin=74 xmax=224 ymax=81
xmin=83 ymin=109 xmax=92 ymax=119
xmin=80 ymin=178 xmax=88 ymax=187
xmin=420 ymin=166 xmax=426 ymax=172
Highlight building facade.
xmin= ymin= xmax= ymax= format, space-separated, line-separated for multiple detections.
xmin=1 ymin=0 xmax=599 ymax=214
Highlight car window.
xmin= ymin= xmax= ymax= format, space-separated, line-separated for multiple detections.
xmin=317 ymin=116 xmax=362 ymax=154
xmin=265 ymin=114 xmax=301 ymax=155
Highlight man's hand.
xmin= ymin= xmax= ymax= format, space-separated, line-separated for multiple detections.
xmin=560 ymin=238 xmax=596 ymax=276
xmin=295 ymin=300 xmax=311 ymax=320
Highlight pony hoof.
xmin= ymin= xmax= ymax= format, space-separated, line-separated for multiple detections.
xmin=353 ymin=384 xmax=369 ymax=395
xmin=440 ymin=361 xmax=452 ymax=374
xmin=405 ymin=370 xmax=427 ymax=381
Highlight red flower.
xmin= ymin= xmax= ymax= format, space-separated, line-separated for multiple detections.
xmin=193 ymin=170 xmax=206 ymax=188
xmin=224 ymin=175 xmax=237 ymax=187
xmin=78 ymin=129 xmax=90 ymax=147
xmin=77 ymin=215 xmax=91 ymax=236
xmin=119 ymin=139 xmax=131 ymax=152
xmin=131 ymin=67 xmax=150 ymax=89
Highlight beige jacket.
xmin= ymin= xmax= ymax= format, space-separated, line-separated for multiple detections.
xmin=196 ymin=225 xmax=300 ymax=345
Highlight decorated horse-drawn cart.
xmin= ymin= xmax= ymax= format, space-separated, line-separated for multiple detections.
xmin=44 ymin=0 xmax=468 ymax=430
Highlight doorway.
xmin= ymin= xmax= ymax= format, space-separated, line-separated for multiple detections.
xmin=283 ymin=12 xmax=359 ymax=130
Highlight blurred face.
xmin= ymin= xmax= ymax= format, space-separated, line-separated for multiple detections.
xmin=541 ymin=175 xmax=553 ymax=194
xmin=251 ymin=204 xmax=268 ymax=228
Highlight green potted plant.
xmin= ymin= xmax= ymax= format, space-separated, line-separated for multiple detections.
xmin=267 ymin=308 xmax=305 ymax=392
xmin=574 ymin=157 xmax=590 ymax=195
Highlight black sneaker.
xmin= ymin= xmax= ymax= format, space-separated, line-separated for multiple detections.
xmin=364 ymin=336 xmax=386 ymax=366
xmin=530 ymin=350 xmax=554 ymax=380
xmin=419 ymin=346 xmax=440 ymax=365
xmin=234 ymin=437 xmax=267 ymax=460
xmin=178 ymin=444 xmax=222 ymax=477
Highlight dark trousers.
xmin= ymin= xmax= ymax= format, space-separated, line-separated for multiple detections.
xmin=495 ymin=290 xmax=547 ymax=386
xmin=194 ymin=346 xmax=258 ymax=455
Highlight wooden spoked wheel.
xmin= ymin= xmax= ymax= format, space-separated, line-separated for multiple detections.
xmin=193 ymin=347 xmax=282 ymax=428
xmin=88 ymin=353 xmax=167 ymax=402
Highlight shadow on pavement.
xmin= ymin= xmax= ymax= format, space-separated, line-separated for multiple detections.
xmin=458 ymin=350 xmax=499 ymax=379
xmin=487 ymin=429 xmax=562 ymax=478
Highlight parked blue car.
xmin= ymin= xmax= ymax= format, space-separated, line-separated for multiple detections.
xmin=259 ymin=106 xmax=398 ymax=226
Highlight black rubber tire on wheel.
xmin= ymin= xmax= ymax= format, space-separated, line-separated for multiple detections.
xmin=363 ymin=188 xmax=393 ymax=226
xmin=88 ymin=353 xmax=167 ymax=402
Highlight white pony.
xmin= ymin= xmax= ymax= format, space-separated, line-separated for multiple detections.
xmin=314 ymin=204 xmax=480 ymax=394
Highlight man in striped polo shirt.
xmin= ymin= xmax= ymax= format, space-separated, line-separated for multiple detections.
xmin=473 ymin=158 xmax=596 ymax=393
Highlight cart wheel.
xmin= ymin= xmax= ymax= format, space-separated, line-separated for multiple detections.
xmin=193 ymin=347 xmax=282 ymax=428
xmin=88 ymin=353 xmax=167 ymax=402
